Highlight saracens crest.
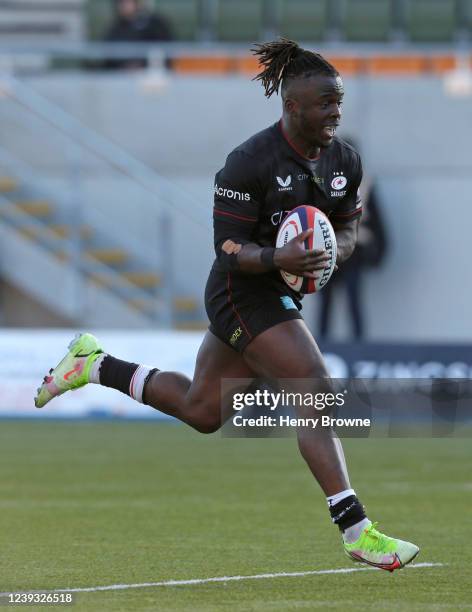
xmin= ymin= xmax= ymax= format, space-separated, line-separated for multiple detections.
xmin=330 ymin=171 xmax=347 ymax=197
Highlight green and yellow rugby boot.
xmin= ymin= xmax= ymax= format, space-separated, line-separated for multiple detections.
xmin=344 ymin=522 xmax=420 ymax=572
xmin=34 ymin=333 xmax=103 ymax=408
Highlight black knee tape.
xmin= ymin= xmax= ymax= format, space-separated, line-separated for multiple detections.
xmin=329 ymin=495 xmax=366 ymax=532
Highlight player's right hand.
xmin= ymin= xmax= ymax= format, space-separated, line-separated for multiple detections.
xmin=273 ymin=229 xmax=330 ymax=278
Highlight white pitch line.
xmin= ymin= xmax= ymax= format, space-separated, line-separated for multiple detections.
xmin=0 ymin=562 xmax=444 ymax=596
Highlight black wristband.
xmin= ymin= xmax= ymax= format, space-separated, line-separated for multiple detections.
xmin=260 ymin=247 xmax=277 ymax=270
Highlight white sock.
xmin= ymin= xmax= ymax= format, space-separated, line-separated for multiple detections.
xmin=128 ymin=365 xmax=153 ymax=403
xmin=326 ymin=488 xmax=356 ymax=508
xmin=343 ymin=518 xmax=371 ymax=544
xmin=89 ymin=353 xmax=107 ymax=384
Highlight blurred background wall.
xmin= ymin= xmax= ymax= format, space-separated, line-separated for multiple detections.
xmin=0 ymin=0 xmax=471 ymax=342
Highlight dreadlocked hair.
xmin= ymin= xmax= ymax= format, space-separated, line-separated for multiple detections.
xmin=252 ymin=38 xmax=338 ymax=98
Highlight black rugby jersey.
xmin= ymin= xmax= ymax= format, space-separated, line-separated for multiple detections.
xmin=211 ymin=120 xmax=363 ymax=296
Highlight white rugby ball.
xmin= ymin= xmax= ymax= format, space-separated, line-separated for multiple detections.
xmin=275 ymin=205 xmax=337 ymax=293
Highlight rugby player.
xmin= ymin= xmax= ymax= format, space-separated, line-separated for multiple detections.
xmin=35 ymin=39 xmax=419 ymax=572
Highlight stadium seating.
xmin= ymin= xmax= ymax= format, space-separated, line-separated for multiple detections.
xmin=153 ymin=0 xmax=199 ymax=41
xmin=85 ymin=0 xmax=113 ymax=40
xmin=405 ymin=0 xmax=456 ymax=42
xmin=216 ymin=0 xmax=264 ymax=41
xmin=0 ymin=177 xmax=17 ymax=193
xmin=459 ymin=0 xmax=472 ymax=35
xmin=86 ymin=0 xmax=199 ymax=41
xmin=277 ymin=0 xmax=328 ymax=42
xmin=0 ymin=169 xmax=206 ymax=326
xmin=82 ymin=0 xmax=468 ymax=44
xmin=340 ymin=0 xmax=392 ymax=42
xmin=0 ymin=0 xmax=84 ymax=42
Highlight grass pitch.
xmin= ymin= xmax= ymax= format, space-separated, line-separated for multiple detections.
xmin=0 ymin=421 xmax=471 ymax=611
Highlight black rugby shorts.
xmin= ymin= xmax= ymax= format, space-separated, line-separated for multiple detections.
xmin=205 ymin=268 xmax=303 ymax=353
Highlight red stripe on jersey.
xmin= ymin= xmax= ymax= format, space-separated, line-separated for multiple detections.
xmin=214 ymin=208 xmax=257 ymax=222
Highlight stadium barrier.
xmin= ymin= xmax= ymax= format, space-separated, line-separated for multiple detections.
xmin=170 ymin=53 xmax=462 ymax=75
xmin=1 ymin=330 xmax=471 ymax=419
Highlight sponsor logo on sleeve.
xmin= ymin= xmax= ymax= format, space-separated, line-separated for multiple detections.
xmin=214 ymin=184 xmax=251 ymax=201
